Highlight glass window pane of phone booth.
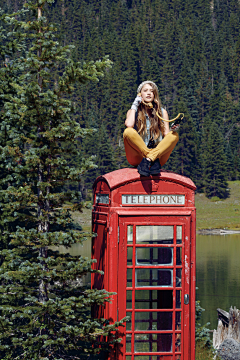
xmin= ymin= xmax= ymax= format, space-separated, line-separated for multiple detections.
xmin=175 ymin=311 xmax=181 ymax=330
xmin=134 ymin=334 xmax=172 ymax=353
xmin=135 ymin=269 xmax=173 ymax=287
xmin=126 ymin=312 xmax=132 ymax=330
xmin=135 ymin=312 xmax=172 ymax=331
xmin=136 ymin=247 xmax=173 ymax=266
xmin=177 ymin=226 xmax=182 ymax=244
xmin=136 ymin=226 xmax=173 ymax=244
xmin=126 ymin=224 xmax=183 ymax=359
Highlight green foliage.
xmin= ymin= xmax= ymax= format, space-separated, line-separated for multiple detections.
xmin=195 ymin=300 xmax=212 ymax=349
xmin=24 ymin=0 xmax=240 ymax=196
xmin=195 ymin=342 xmax=219 ymax=360
xmin=0 ymin=2 xmax=125 ymax=359
xmin=165 ymin=97 xmax=200 ymax=186
xmin=97 ymin=124 xmax=117 ymax=175
xmin=204 ymin=123 xmax=229 ymax=199
xmin=0 ymin=6 xmax=29 ymax=253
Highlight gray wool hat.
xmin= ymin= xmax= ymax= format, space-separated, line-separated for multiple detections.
xmin=137 ymin=81 xmax=158 ymax=93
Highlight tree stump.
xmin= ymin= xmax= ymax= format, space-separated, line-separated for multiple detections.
xmin=213 ymin=307 xmax=240 ymax=359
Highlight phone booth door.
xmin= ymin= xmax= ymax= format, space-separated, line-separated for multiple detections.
xmin=118 ymin=215 xmax=192 ymax=360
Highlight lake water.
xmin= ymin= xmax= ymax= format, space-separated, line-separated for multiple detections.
xmin=196 ymin=234 xmax=240 ymax=330
xmin=59 ymin=233 xmax=240 ymax=331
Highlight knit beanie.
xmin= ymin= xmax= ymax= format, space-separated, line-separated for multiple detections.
xmin=137 ymin=81 xmax=158 ymax=93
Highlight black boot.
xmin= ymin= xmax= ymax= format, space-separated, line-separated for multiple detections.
xmin=150 ymin=158 xmax=161 ymax=175
xmin=137 ymin=158 xmax=151 ymax=176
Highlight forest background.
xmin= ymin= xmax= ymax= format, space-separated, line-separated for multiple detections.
xmin=0 ymin=1 xmax=239 ymax=359
xmin=2 ymin=0 xmax=240 ymax=197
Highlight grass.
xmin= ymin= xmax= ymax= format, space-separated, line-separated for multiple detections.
xmin=195 ymin=180 xmax=240 ymax=230
xmin=195 ymin=342 xmax=220 ymax=360
xmin=71 ymin=207 xmax=92 ymax=233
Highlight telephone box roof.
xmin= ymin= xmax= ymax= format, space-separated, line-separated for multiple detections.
xmin=93 ymin=168 xmax=196 ymax=191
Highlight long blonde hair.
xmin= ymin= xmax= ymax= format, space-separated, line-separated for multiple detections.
xmin=136 ymin=85 xmax=164 ymax=140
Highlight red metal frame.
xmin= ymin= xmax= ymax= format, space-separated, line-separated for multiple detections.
xmin=118 ymin=216 xmax=190 ymax=360
xmin=92 ymin=169 xmax=196 ymax=360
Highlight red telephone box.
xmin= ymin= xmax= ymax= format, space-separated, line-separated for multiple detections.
xmin=92 ymin=168 xmax=196 ymax=360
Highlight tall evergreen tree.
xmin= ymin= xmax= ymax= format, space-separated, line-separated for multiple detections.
xmin=0 ymin=6 xmax=27 ymax=252
xmin=225 ymin=142 xmax=235 ymax=181
xmin=204 ymin=122 xmax=229 ymax=199
xmin=0 ymin=2 xmax=125 ymax=359
xmin=164 ymin=98 xmax=199 ymax=183
xmin=97 ymin=123 xmax=117 ymax=176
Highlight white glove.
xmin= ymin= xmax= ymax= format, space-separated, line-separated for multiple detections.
xmin=131 ymin=95 xmax=142 ymax=112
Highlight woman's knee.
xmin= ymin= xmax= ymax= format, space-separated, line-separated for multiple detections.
xmin=167 ymin=130 xmax=179 ymax=144
xmin=123 ymin=127 xmax=137 ymax=140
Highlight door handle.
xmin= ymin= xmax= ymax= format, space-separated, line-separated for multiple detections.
xmin=184 ymin=294 xmax=189 ymax=305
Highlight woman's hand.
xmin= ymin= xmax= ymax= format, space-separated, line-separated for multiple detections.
xmin=171 ymin=124 xmax=180 ymax=132
xmin=131 ymin=95 xmax=142 ymax=112
xmin=125 ymin=95 xmax=142 ymax=127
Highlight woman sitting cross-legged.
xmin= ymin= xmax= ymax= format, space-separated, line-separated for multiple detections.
xmin=123 ymin=81 xmax=180 ymax=176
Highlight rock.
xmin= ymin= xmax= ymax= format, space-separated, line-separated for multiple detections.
xmin=218 ymin=338 xmax=240 ymax=360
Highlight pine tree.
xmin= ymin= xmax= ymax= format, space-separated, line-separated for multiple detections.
xmin=0 ymin=6 xmax=27 ymax=252
xmin=97 ymin=123 xmax=117 ymax=176
xmin=233 ymin=150 xmax=240 ymax=180
xmin=225 ymin=142 xmax=235 ymax=181
xmin=204 ymin=122 xmax=229 ymax=199
xmin=229 ymin=124 xmax=240 ymax=179
xmin=164 ymin=98 xmax=199 ymax=183
xmin=0 ymin=2 xmax=125 ymax=359
xmin=81 ymin=112 xmax=100 ymax=193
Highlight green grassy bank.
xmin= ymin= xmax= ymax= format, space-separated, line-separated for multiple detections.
xmin=196 ymin=181 xmax=240 ymax=230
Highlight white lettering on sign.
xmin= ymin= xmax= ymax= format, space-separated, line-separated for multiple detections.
xmin=122 ymin=194 xmax=185 ymax=205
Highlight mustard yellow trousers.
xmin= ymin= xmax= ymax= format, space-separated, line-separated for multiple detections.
xmin=123 ymin=127 xmax=179 ymax=167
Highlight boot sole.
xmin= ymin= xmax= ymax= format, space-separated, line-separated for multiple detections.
xmin=150 ymin=171 xmax=161 ymax=175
